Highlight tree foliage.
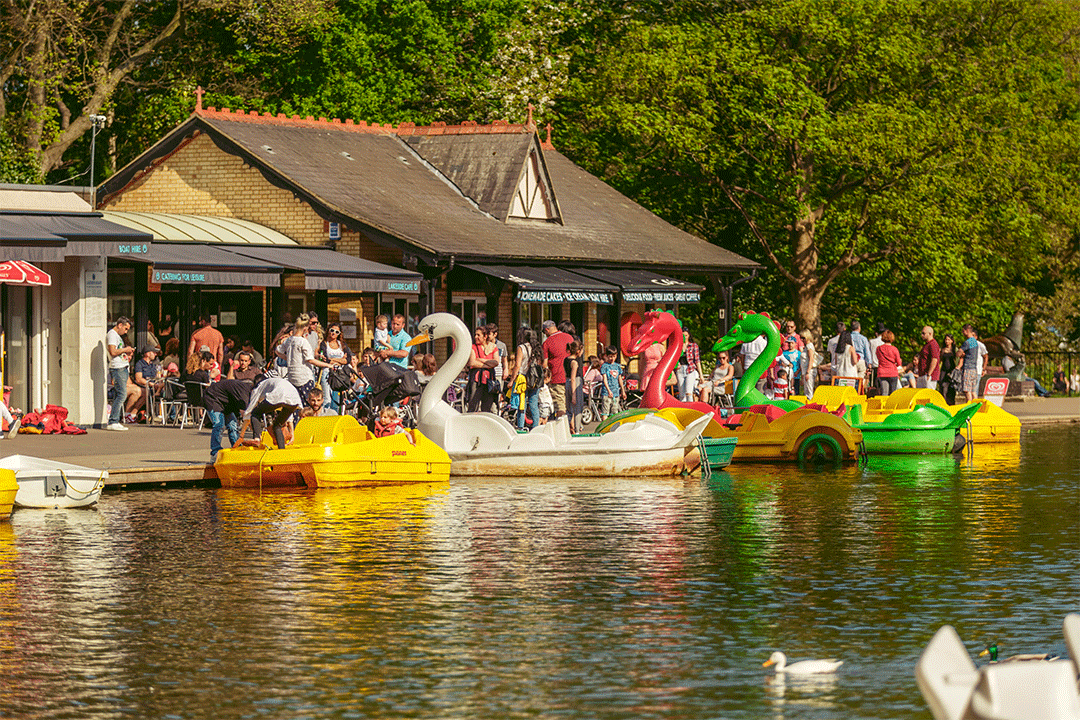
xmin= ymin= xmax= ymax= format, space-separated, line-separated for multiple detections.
xmin=561 ymin=0 xmax=1080 ymax=343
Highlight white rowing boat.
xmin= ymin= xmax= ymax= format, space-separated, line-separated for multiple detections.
xmin=0 ymin=455 xmax=106 ymax=509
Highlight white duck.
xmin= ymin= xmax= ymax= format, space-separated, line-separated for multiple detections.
xmin=407 ymin=313 xmax=714 ymax=476
xmin=763 ymin=651 xmax=843 ymax=675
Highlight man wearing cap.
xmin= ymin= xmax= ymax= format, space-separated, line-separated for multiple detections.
xmin=188 ymin=315 xmax=224 ymax=367
xmin=204 ymin=378 xmax=253 ymax=462
xmin=126 ymin=345 xmax=161 ymax=423
xmin=106 ymin=316 xmax=135 ymax=430
xmin=542 ymin=319 xmax=572 ymax=419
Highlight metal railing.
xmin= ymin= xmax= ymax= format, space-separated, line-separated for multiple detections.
xmin=1022 ymin=350 xmax=1079 ymax=396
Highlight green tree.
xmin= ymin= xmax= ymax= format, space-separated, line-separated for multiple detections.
xmin=562 ymin=0 xmax=1080 ymax=343
xmin=0 ymin=0 xmax=331 ymax=179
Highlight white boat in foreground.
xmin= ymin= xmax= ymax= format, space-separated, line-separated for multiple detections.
xmin=0 ymin=455 xmax=107 ymax=509
xmin=916 ymin=615 xmax=1080 ymax=720
xmin=407 ymin=313 xmax=714 ymax=476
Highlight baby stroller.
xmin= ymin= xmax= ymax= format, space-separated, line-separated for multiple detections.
xmin=340 ymin=361 xmax=423 ymax=430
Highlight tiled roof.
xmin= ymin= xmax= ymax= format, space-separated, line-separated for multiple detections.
xmin=100 ymin=105 xmax=759 ymax=272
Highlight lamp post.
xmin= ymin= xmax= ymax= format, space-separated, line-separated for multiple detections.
xmin=88 ymin=114 xmax=107 ymax=208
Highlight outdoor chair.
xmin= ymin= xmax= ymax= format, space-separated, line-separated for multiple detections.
xmin=160 ymin=378 xmax=186 ymax=425
xmin=180 ymin=381 xmax=210 ymax=430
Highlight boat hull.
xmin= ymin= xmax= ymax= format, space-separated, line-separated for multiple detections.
xmin=215 ymin=417 xmax=451 ymax=489
xmin=605 ymin=406 xmax=863 ymax=464
xmin=448 ymin=445 xmax=689 ymax=476
xmin=797 ymin=387 xmax=1021 ymax=444
xmin=0 ymin=455 xmax=106 ymax=508
xmin=0 ymin=469 xmax=17 ymax=517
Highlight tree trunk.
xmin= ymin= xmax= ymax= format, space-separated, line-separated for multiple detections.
xmin=787 ymin=206 xmax=826 ymax=345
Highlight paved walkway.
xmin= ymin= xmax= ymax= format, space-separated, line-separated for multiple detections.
xmin=0 ymin=395 xmax=1074 ymax=486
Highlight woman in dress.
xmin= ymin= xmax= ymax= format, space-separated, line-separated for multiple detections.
xmin=318 ymin=322 xmax=354 ymax=411
xmin=874 ymin=330 xmax=903 ymax=396
xmin=467 ymin=325 xmax=499 ymax=413
xmin=564 ymin=341 xmax=585 ymax=432
xmin=938 ymin=334 xmax=958 ymax=404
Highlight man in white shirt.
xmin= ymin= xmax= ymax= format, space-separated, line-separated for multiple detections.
xmin=106 ymin=316 xmax=135 ymax=430
xmin=234 ymin=376 xmax=302 ymax=451
xmin=741 ymin=333 xmax=768 ymax=391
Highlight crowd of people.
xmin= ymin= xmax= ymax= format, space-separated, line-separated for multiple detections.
xmin=99 ymin=307 xmax=1071 ymax=458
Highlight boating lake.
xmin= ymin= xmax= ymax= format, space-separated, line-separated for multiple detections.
xmin=1 ymin=423 xmax=1076 ymax=719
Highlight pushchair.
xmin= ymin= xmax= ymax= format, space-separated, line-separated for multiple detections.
xmin=338 ymin=362 xmax=423 ymax=431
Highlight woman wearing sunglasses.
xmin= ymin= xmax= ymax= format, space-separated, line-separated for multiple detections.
xmin=317 ymin=323 xmax=354 ymax=412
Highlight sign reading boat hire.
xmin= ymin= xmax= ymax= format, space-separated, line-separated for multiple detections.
xmin=517 ymin=290 xmax=614 ymax=304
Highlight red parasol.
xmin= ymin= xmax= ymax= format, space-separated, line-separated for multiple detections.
xmin=0 ymin=260 xmax=52 ymax=286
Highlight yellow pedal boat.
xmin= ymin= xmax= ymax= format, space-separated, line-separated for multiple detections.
xmin=790 ymin=386 xmax=1020 ymax=444
xmin=600 ymin=405 xmax=863 ymax=464
xmin=214 ymin=415 xmax=451 ymax=489
xmin=0 ymin=469 xmax=17 ymax=517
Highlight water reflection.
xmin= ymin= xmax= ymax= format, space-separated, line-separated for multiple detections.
xmin=0 ymin=425 xmax=1075 ymax=720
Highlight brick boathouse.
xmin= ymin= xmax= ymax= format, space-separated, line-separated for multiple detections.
xmin=96 ymin=94 xmax=759 ymax=366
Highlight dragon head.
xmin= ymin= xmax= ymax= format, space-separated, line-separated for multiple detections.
xmin=712 ymin=311 xmax=775 ymax=353
xmin=627 ymin=310 xmax=681 ymax=354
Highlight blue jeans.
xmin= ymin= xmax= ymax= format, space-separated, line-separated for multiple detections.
xmin=676 ymin=366 xmax=699 ymax=402
xmin=108 ymin=366 xmax=128 ymax=424
xmin=208 ymin=410 xmax=240 ymax=458
xmin=516 ymin=388 xmax=540 ymax=430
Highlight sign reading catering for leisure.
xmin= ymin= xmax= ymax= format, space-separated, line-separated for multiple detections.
xmin=517 ymin=290 xmax=614 ymax=304
xmin=154 ymin=269 xmax=207 ymax=284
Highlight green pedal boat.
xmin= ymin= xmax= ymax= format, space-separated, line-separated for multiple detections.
xmin=849 ymin=401 xmax=981 ymax=454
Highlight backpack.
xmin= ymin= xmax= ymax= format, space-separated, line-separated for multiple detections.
xmin=524 ymin=353 xmax=545 ymax=392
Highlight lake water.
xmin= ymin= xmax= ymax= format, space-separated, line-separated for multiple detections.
xmin=2 ymin=424 xmax=1076 ymax=719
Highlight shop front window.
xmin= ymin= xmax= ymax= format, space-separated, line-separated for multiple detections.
xmin=451 ymin=298 xmax=487 ymax=332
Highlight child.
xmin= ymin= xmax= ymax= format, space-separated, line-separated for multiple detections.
xmin=599 ymin=346 xmax=624 ymax=419
xmin=537 ymin=368 xmax=553 ymax=424
xmin=373 ymin=406 xmax=403 ymax=437
xmin=772 ymin=368 xmax=790 ymax=400
xmin=373 ymin=314 xmax=391 ymax=351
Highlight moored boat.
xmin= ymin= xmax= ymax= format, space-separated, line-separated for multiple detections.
xmin=406 ymin=313 xmax=714 ymax=476
xmin=0 ymin=469 xmax=17 ymax=517
xmin=851 ymin=402 xmax=981 ymax=454
xmin=215 ymin=415 xmax=451 ymax=489
xmin=0 ymin=455 xmax=106 ymax=509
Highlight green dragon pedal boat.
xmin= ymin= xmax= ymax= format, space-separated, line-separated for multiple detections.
xmin=849 ymin=401 xmax=981 ymax=454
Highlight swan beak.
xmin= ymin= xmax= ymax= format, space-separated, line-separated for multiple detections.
xmin=762 ymin=659 xmax=776 ymax=668
xmin=977 ymin=649 xmax=990 ymax=658
xmin=406 ymin=333 xmax=431 ymax=348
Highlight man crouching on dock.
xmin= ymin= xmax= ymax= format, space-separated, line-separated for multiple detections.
xmin=231 ymin=375 xmax=302 ymax=453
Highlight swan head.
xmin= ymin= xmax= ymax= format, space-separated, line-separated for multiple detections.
xmin=712 ymin=312 xmax=778 ymax=353
xmin=407 ymin=313 xmax=470 ymax=347
xmin=763 ymin=651 xmax=786 ymax=669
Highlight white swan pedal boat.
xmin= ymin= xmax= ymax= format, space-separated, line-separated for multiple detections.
xmin=0 ymin=455 xmax=107 ymax=509
xmin=407 ymin=313 xmax=714 ymax=476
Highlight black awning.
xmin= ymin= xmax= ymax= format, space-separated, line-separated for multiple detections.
xmin=0 ymin=215 xmax=70 ymax=262
xmin=110 ymin=243 xmax=283 ymax=287
xmin=463 ymin=264 xmax=618 ymax=305
xmin=573 ymin=268 xmax=704 ymax=303
xmin=221 ymin=246 xmax=421 ymax=293
xmin=3 ymin=211 xmax=153 ymax=257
